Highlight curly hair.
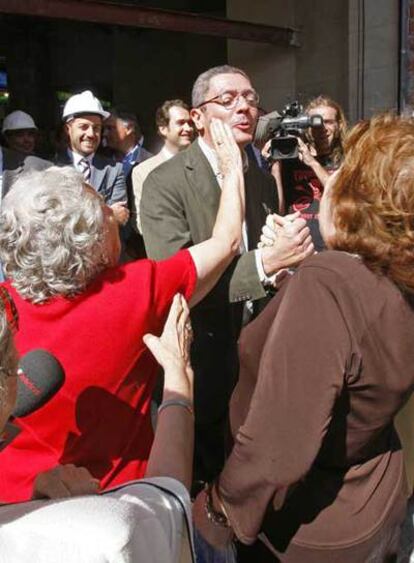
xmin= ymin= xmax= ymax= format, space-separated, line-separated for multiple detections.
xmin=0 ymin=299 xmax=18 ymax=411
xmin=305 ymin=95 xmax=347 ymax=166
xmin=328 ymin=112 xmax=414 ymax=292
xmin=0 ymin=166 xmax=109 ymax=304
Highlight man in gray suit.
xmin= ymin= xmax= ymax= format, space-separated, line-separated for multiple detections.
xmin=141 ymin=65 xmax=313 ymax=484
xmin=56 ymin=90 xmax=128 ymax=226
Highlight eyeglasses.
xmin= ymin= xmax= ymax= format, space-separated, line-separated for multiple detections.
xmin=197 ymin=90 xmax=260 ymax=111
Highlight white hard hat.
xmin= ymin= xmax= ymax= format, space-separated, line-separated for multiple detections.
xmin=62 ymin=90 xmax=110 ymax=121
xmin=2 ymin=110 xmax=37 ymax=133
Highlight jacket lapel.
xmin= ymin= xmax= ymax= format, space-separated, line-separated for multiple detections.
xmin=91 ymin=154 xmax=106 ymax=192
xmin=183 ymin=141 xmax=221 ymax=218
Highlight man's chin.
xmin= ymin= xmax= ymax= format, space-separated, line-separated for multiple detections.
xmin=80 ymin=147 xmax=96 ymax=156
xmin=232 ymin=129 xmax=253 ymax=147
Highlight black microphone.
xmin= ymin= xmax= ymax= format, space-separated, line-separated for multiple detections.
xmin=12 ymin=349 xmax=65 ymax=418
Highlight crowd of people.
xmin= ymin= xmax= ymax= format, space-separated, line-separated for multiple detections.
xmin=0 ymin=63 xmax=412 ymax=563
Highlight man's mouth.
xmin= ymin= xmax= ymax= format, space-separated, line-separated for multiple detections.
xmin=232 ymin=122 xmax=252 ymax=131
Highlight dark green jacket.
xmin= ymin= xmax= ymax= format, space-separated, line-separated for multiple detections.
xmin=141 ymin=140 xmax=278 ymax=306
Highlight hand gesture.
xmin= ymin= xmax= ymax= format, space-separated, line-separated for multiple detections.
xmin=211 ymin=118 xmax=243 ymax=177
xmin=297 ymin=137 xmax=317 ymax=167
xmin=259 ymin=212 xmax=315 ymax=274
xmin=110 ymin=201 xmax=130 ymax=226
xmin=144 ymin=294 xmax=193 ymax=399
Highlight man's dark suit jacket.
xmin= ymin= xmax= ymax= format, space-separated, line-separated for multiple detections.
xmin=55 ymin=151 xmax=127 ymax=206
xmin=141 ymin=140 xmax=278 ymax=482
xmin=2 ymin=147 xmax=51 ymax=198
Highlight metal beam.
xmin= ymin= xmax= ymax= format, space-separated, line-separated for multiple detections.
xmin=0 ymin=0 xmax=300 ymax=47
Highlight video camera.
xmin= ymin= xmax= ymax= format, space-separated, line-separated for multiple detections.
xmin=254 ymin=101 xmax=324 ymax=161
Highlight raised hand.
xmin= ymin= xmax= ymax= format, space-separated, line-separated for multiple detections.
xmin=210 ymin=117 xmax=243 ymax=178
xmin=144 ymin=294 xmax=193 ymax=398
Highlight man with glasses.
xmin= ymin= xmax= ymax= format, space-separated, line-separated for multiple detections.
xmin=141 ymin=65 xmax=313 ymax=486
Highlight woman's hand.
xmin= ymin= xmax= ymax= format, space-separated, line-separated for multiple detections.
xmin=32 ymin=464 xmax=100 ymax=499
xmin=193 ymin=488 xmax=234 ymax=549
xmin=211 ymin=118 xmax=243 ymax=178
xmin=144 ymin=294 xmax=193 ymax=399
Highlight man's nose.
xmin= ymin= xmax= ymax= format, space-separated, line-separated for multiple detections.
xmin=183 ymin=122 xmax=193 ymax=132
xmin=235 ymin=95 xmax=250 ymax=112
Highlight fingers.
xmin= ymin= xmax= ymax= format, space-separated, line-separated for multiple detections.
xmin=61 ymin=465 xmax=100 ymax=496
xmin=34 ymin=470 xmax=72 ymax=499
xmin=143 ymin=333 xmax=163 ymax=364
xmin=210 ymin=118 xmax=241 ymax=176
xmin=211 ymin=118 xmax=228 ymax=150
xmin=33 ymin=464 xmax=100 ymax=500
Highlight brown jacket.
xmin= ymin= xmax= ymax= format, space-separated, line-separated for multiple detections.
xmin=220 ymin=251 xmax=411 ymax=559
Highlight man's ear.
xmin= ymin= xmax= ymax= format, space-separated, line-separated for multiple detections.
xmin=190 ymin=108 xmax=205 ymax=134
xmin=64 ymin=122 xmax=71 ymax=140
xmin=158 ymin=125 xmax=168 ymax=139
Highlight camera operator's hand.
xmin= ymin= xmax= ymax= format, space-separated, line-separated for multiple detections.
xmin=259 ymin=213 xmax=314 ymax=275
xmin=297 ymin=137 xmax=317 ymax=166
xmin=297 ymin=138 xmax=330 ymax=186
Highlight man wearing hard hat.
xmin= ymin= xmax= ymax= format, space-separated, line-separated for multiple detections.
xmin=2 ymin=111 xmax=38 ymax=155
xmin=56 ymin=90 xmax=129 ymax=226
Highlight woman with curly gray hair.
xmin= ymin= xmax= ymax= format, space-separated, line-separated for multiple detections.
xmin=0 ymin=118 xmax=246 ymax=503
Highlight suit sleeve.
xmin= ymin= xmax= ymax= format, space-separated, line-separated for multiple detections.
xmin=141 ymin=166 xmax=192 ymax=260
xmin=229 ymin=251 xmax=267 ymax=302
xmin=219 ymin=265 xmax=350 ymax=543
xmin=107 ymin=163 xmax=128 ymax=205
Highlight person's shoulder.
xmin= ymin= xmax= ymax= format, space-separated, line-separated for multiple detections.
xmin=23 ymin=154 xmax=52 ymax=171
xmin=134 ymin=151 xmax=166 ymax=177
xmin=300 ymin=250 xmax=362 ymax=276
xmin=144 ymin=144 xmax=195 ymax=188
xmin=3 ymin=147 xmax=51 ymax=171
xmin=297 ymin=250 xmax=378 ymax=296
xmin=93 ymin=152 xmax=122 ymax=172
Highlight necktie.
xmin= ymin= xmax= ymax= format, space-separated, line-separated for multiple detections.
xmin=79 ymin=158 xmax=91 ymax=182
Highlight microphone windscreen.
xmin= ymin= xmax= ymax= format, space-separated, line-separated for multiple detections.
xmin=13 ymin=349 xmax=65 ymax=418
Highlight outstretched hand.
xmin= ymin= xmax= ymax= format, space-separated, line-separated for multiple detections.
xmin=210 ymin=118 xmax=243 ymax=177
xmin=144 ymin=294 xmax=193 ymax=398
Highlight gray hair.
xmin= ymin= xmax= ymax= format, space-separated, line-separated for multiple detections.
xmin=0 ymin=166 xmax=109 ymax=304
xmin=0 ymin=303 xmax=18 ymax=410
xmin=191 ymin=65 xmax=250 ymax=108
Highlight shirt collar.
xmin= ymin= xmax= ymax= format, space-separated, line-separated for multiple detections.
xmin=69 ymin=149 xmax=94 ymax=166
xmin=160 ymin=145 xmax=175 ymax=161
xmin=124 ymin=144 xmax=140 ymax=161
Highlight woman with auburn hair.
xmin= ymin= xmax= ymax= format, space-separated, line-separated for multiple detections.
xmin=193 ymin=113 xmax=414 ymax=562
